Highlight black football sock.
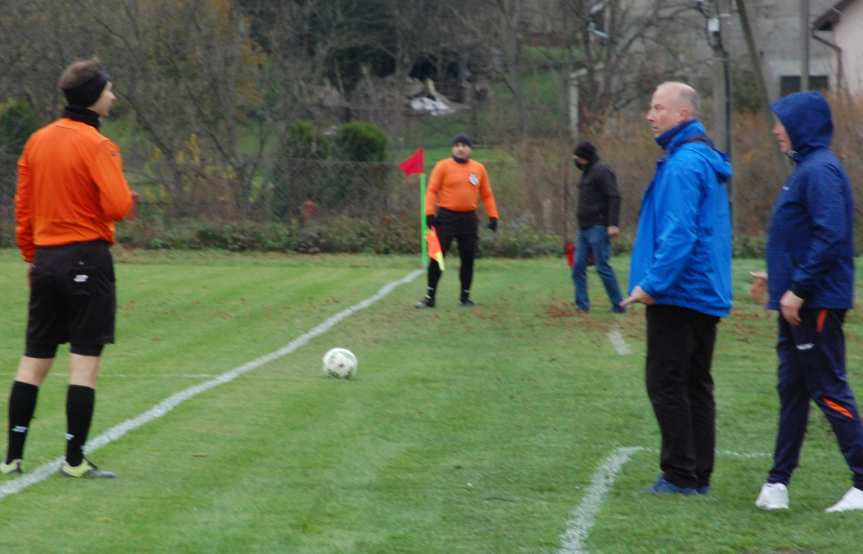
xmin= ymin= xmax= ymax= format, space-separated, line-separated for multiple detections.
xmin=459 ymin=252 xmax=474 ymax=294
xmin=6 ymin=381 xmax=39 ymax=463
xmin=65 ymin=385 xmax=95 ymax=466
xmin=427 ymin=262 xmax=442 ymax=299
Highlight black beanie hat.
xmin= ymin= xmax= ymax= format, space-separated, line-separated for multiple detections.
xmin=451 ymin=133 xmax=473 ymax=148
xmin=574 ymin=141 xmax=598 ymax=162
xmin=62 ymin=70 xmax=110 ymax=108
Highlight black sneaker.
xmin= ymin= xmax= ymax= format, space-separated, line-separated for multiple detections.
xmin=415 ymin=296 xmax=435 ymax=308
xmin=460 ymin=297 xmax=475 ymax=307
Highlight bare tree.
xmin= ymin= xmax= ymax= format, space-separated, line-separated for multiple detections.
xmin=65 ymin=0 xmax=275 ymax=217
xmin=559 ymin=0 xmax=706 ymax=133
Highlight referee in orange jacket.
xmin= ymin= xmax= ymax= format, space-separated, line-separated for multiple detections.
xmin=416 ymin=134 xmax=499 ymax=308
xmin=1 ymin=59 xmax=134 ymax=479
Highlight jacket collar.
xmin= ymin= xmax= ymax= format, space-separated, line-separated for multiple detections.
xmin=655 ymin=119 xmax=703 ymax=153
xmin=62 ymin=105 xmax=101 ymax=129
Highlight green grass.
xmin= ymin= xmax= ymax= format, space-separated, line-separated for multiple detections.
xmin=0 ymin=249 xmax=861 ymax=552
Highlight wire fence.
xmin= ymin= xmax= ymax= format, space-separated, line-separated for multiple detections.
xmin=2 ymin=99 xmax=863 ymax=257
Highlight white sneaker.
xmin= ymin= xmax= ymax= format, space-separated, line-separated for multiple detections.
xmin=755 ymin=482 xmax=789 ymax=510
xmin=826 ymin=487 xmax=863 ymax=512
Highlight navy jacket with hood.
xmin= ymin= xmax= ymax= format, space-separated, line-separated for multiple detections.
xmin=629 ymin=119 xmax=733 ymax=317
xmin=766 ymin=91 xmax=854 ymax=309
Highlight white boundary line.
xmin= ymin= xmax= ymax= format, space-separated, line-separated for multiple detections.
xmin=0 ymin=269 xmax=422 ymax=501
xmin=558 ymin=446 xmax=643 ymax=554
xmin=557 ymin=445 xmax=772 ymax=554
xmin=606 ymin=327 xmax=631 ymax=355
xmin=716 ymin=449 xmax=771 ymax=460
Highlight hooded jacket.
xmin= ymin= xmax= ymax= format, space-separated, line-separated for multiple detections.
xmin=574 ymin=157 xmax=621 ymax=230
xmin=629 ymin=119 xmax=733 ymax=317
xmin=766 ymin=92 xmax=854 ymax=309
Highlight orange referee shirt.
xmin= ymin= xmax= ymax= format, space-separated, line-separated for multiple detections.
xmin=15 ymin=118 xmax=133 ymax=262
xmin=425 ymin=158 xmax=499 ymax=219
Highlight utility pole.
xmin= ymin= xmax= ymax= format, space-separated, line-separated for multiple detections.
xmin=698 ymin=0 xmax=734 ymax=232
xmin=708 ymin=0 xmax=732 ymax=157
xmin=801 ymin=0 xmax=810 ymax=90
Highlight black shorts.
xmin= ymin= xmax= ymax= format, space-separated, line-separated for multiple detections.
xmin=26 ymin=240 xmax=116 ymax=358
xmin=435 ymin=208 xmax=478 ymax=255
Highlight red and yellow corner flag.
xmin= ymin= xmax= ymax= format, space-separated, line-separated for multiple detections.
xmin=399 ymin=148 xmax=424 ymax=176
xmin=427 ymin=227 xmax=445 ymax=271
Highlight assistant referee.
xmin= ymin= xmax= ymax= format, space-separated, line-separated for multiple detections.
xmin=416 ymin=134 xmax=499 ymax=308
xmin=1 ymin=59 xmax=134 ymax=479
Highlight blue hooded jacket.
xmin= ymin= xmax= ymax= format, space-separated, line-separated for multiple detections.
xmin=766 ymin=91 xmax=854 ymax=309
xmin=629 ymin=119 xmax=733 ymax=317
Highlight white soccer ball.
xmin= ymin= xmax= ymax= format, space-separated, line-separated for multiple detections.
xmin=322 ymin=347 xmax=357 ymax=379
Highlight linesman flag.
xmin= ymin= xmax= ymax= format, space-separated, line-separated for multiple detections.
xmin=399 ymin=148 xmax=424 ymax=176
xmin=427 ymin=227 xmax=445 ymax=271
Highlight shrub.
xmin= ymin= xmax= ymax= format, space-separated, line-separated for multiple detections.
xmin=0 ymin=99 xmax=39 ymax=153
xmin=733 ymin=234 xmax=766 ymax=259
xmin=282 ymin=120 xmax=330 ymax=159
xmin=195 ymin=222 xmax=300 ymax=252
xmin=116 ymin=214 xmax=572 ymax=258
xmin=0 ymin=99 xmax=40 ymax=201
xmin=270 ymin=122 xmax=332 ymax=222
xmin=478 ymin=219 xmax=561 ymax=258
xmin=333 ymin=121 xmax=387 ymax=162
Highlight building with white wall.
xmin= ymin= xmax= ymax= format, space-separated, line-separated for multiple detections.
xmin=814 ymin=0 xmax=863 ymax=96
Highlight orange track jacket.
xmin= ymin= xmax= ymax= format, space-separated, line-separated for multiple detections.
xmin=15 ymin=118 xmax=133 ymax=262
xmin=425 ymin=158 xmax=499 ymax=218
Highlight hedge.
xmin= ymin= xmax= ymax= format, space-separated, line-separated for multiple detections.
xmin=0 ymin=215 xmax=779 ymax=259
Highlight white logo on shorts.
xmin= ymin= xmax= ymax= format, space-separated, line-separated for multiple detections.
xmin=796 ymin=343 xmax=814 ymax=351
xmin=73 ymin=274 xmax=89 ymax=283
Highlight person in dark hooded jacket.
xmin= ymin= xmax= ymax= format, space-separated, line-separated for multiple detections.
xmin=752 ymin=91 xmax=863 ymax=513
xmin=570 ymin=141 xmax=624 ymax=313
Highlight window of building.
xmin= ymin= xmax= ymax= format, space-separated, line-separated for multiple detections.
xmin=780 ymin=75 xmax=830 ymax=96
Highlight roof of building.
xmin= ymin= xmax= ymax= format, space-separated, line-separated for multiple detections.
xmin=813 ymin=0 xmax=857 ymax=31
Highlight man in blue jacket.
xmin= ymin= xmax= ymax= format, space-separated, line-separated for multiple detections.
xmin=621 ymin=82 xmax=732 ymax=495
xmin=752 ymin=91 xmax=863 ymax=513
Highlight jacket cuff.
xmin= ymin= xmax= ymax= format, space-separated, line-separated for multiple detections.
xmin=789 ymin=282 xmax=810 ymax=300
xmin=640 ymin=282 xmax=657 ymax=299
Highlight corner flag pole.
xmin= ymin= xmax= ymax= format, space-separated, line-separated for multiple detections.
xmin=399 ymin=147 xmax=427 ymax=269
xmin=420 ymin=173 xmax=427 ymax=269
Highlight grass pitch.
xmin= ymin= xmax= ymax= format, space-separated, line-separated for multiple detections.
xmin=0 ymin=249 xmax=861 ymax=553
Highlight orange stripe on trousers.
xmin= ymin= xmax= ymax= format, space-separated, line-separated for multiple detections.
xmin=817 ymin=309 xmax=827 ymax=333
xmin=823 ymin=397 xmax=854 ymax=420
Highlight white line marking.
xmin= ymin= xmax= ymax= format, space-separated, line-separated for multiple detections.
xmin=0 ymin=269 xmax=422 ymax=502
xmin=607 ymin=327 xmax=631 ymax=355
xmin=717 ymin=449 xmax=772 ymax=459
xmin=105 ymin=374 xmax=218 ymax=379
xmin=558 ymin=446 xmax=643 ymax=554
xmin=557 ymin=446 xmax=771 ymax=553
xmin=640 ymin=447 xmax=772 ymax=459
